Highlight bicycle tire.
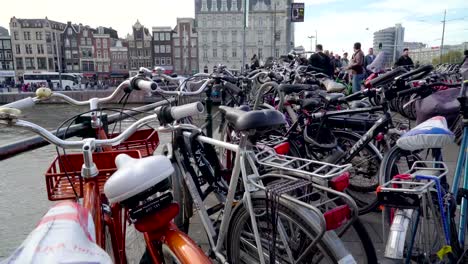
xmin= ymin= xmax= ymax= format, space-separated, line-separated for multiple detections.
xmin=226 ymin=195 xmax=354 ymax=264
xmin=171 ymin=160 xmax=192 ymax=233
xmin=379 ymin=145 xmax=423 ymax=186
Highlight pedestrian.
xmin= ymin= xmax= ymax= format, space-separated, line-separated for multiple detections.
xmin=341 ymin=52 xmax=349 ymax=68
xmin=394 ymin=48 xmax=414 ymax=68
xmin=308 ymin=44 xmax=333 ymax=77
xmin=347 ymin=42 xmax=365 ymax=93
xmin=333 ymin=54 xmax=342 ymax=75
xmin=364 ymin=48 xmax=376 ymax=76
xmin=47 ymin=79 xmax=53 ymax=90
xmin=251 ymin=54 xmax=260 ymax=71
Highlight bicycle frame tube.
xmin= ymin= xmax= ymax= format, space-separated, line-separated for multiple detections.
xmin=455 ymin=126 xmax=468 ymax=246
xmin=342 ymin=112 xmax=391 ymax=163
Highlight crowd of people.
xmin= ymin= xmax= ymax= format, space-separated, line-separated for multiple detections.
xmin=306 ymin=43 xmax=416 ymax=93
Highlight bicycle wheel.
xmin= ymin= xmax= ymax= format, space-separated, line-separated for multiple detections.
xmin=379 ymin=145 xmax=423 ymax=185
xmin=383 ymin=204 xmax=452 ymax=263
xmin=334 ymin=130 xmax=382 ymax=214
xmin=170 ymin=160 xmax=192 ymax=233
xmin=226 ymin=196 xmax=353 ymax=264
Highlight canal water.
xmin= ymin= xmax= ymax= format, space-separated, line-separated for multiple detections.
xmin=0 ymin=104 xmax=213 ymax=258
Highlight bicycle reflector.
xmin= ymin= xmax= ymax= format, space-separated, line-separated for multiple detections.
xmin=324 ymin=205 xmax=351 ymax=230
xmin=273 ymin=142 xmax=290 ymax=155
xmin=329 ymin=172 xmax=350 ymax=192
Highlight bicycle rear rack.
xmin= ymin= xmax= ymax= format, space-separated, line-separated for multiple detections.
xmin=379 ymin=161 xmax=448 ymax=194
xmin=255 ymin=147 xmax=352 ymax=185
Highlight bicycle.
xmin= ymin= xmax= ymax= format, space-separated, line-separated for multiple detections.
xmin=165 ymin=101 xmax=358 ymax=263
xmin=378 ymin=80 xmax=468 ymax=263
xmin=0 ymin=96 xmax=211 ymax=263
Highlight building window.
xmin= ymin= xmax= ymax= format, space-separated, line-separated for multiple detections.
xmin=96 ymin=39 xmax=101 ymax=48
xmin=65 ymin=38 xmax=70 ymax=47
xmin=154 ymin=45 xmax=160 ymax=53
xmin=275 ymin=48 xmax=280 ymax=58
xmin=37 ymin=58 xmax=47 ymax=69
xmin=159 ymin=33 xmax=165 ymax=41
xmin=161 ymin=45 xmax=166 ymax=53
xmin=67 ymin=28 xmax=73 ymax=35
xmin=154 ymin=33 xmax=159 ymax=41
xmin=16 ymin=57 xmax=23 ymax=69
xmin=166 ymin=57 xmax=171 ymax=65
xmin=232 ymin=48 xmax=237 ymax=58
xmin=165 ymin=33 xmax=170 ymax=41
xmin=24 ymin=32 xmax=31 ymax=40
xmin=25 ymin=44 xmax=33 ymax=54
xmin=155 ymin=58 xmax=160 ymax=65
xmin=222 ymin=48 xmax=227 ymax=59
xmin=161 ymin=57 xmax=166 ymax=65
xmin=25 ymin=57 xmax=35 ymax=69
xmin=213 ymin=48 xmax=217 ymax=58
xmin=35 ymin=32 xmax=42 ymax=40
xmin=97 ymin=50 xmax=102 ymax=58
xmin=166 ymin=45 xmax=171 ymax=53
xmin=222 ymin=31 xmax=227 ymax=42
xmin=65 ymin=50 xmax=71 ymax=59
xmin=103 ymin=39 xmax=108 ymax=48
xmin=275 ymin=31 xmax=281 ymax=41
xmin=212 ymin=31 xmax=217 ymax=42
xmin=87 ymin=38 xmax=92 ymax=46
xmin=71 ymin=39 xmax=77 ymax=47
xmin=203 ymin=49 xmax=208 ymax=59
xmin=5 ymin=50 xmax=12 ymax=60
xmin=104 ymin=50 xmax=108 ymax=59
xmin=48 ymin=58 xmax=54 ymax=70
xmin=258 ymin=48 xmax=263 ymax=59
xmin=37 ymin=44 xmax=44 ymax=54
xmin=14 ymin=31 xmax=19 ymax=40
xmin=15 ymin=44 xmax=21 ymax=54
xmin=83 ymin=30 xmax=88 ymax=37
xmin=80 ymin=38 xmax=86 ymax=46
xmin=202 ymin=32 xmax=207 ymax=43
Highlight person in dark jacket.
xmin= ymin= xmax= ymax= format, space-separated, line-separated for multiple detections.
xmin=251 ymin=54 xmax=260 ymax=70
xmin=308 ymin=44 xmax=333 ymax=76
xmin=395 ymin=48 xmax=414 ymax=68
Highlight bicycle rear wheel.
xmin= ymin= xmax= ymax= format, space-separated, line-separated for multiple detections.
xmin=226 ymin=196 xmax=353 ymax=264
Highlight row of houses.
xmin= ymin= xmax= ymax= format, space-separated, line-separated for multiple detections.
xmin=1 ymin=0 xmax=294 ymax=84
xmin=0 ymin=17 xmax=199 ymax=83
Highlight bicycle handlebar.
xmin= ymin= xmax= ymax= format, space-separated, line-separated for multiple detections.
xmin=2 ymin=97 xmax=38 ymax=110
xmin=0 ymin=103 xmax=204 ymax=149
xmin=397 ymin=82 xmax=462 ymax=97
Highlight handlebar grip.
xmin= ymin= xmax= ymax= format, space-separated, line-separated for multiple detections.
xmin=170 ymin=102 xmax=204 ymax=120
xmin=2 ymin=97 xmax=35 ymax=110
xmin=155 ymin=102 xmax=205 ymax=124
xmin=134 ymin=79 xmax=158 ymax=92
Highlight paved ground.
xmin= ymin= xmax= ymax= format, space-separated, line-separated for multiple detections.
xmin=186 ymin=141 xmax=462 ymax=263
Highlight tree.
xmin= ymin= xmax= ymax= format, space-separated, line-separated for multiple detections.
xmin=432 ymin=50 xmax=463 ymax=65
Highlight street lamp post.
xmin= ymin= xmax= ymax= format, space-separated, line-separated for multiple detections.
xmin=307 ymin=36 xmax=315 ymax=51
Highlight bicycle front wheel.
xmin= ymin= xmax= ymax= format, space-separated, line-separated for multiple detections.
xmin=226 ymin=196 xmax=353 ymax=264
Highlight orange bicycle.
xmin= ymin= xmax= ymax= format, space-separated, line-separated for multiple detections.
xmin=0 ymin=76 xmax=211 ymax=263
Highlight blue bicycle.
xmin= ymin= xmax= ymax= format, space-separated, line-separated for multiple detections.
xmin=379 ymin=80 xmax=468 ymax=263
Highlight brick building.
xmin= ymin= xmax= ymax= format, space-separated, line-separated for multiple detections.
xmin=127 ymin=20 xmax=152 ymax=72
xmin=110 ymin=39 xmax=129 ymax=82
xmin=94 ymin=26 xmax=118 ymax=80
xmin=152 ymin=27 xmax=174 ymax=74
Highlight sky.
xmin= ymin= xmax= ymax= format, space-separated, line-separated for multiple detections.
xmin=1 ymin=0 xmax=467 ymax=55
